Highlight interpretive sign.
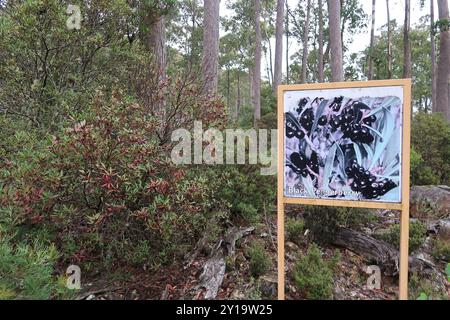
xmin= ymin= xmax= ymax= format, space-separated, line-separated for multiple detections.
xmin=277 ymin=80 xmax=412 ymax=300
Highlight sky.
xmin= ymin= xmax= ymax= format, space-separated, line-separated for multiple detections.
xmin=220 ymin=0 xmax=440 ymax=78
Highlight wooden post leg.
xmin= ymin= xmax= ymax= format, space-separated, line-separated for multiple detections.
xmin=277 ymin=201 xmax=285 ymax=300
xmin=399 ymin=206 xmax=410 ymax=300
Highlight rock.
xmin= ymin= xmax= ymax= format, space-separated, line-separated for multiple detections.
xmin=410 ymin=186 xmax=450 ymax=219
xmin=286 ymin=241 xmax=300 ymax=252
xmin=260 ymin=232 xmax=269 ymax=238
xmin=258 ymin=273 xmax=277 ymax=298
xmin=235 ymin=251 xmax=246 ymax=267
xmin=437 ymin=219 xmax=450 ymax=240
xmin=230 ymin=289 xmax=246 ymax=300
xmin=334 ymin=284 xmax=346 ymax=300
xmin=426 ymin=219 xmax=450 ymax=240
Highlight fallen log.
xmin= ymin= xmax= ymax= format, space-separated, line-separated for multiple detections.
xmin=331 ymin=227 xmax=435 ymax=276
xmin=224 ymin=226 xmax=255 ymax=257
xmin=191 ymin=226 xmax=255 ymax=300
xmin=197 ymin=241 xmax=226 ymax=300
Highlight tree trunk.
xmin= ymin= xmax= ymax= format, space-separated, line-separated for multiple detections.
xmin=368 ymin=0 xmax=376 ymax=80
xmin=265 ymin=28 xmax=274 ymax=85
xmin=201 ymin=0 xmax=220 ymax=95
xmin=301 ymin=0 xmax=312 ymax=84
xmin=273 ymin=0 xmax=284 ymax=92
xmin=436 ymin=0 xmax=450 ymax=120
xmin=318 ymin=0 xmax=325 ymax=83
xmin=431 ymin=0 xmax=437 ymax=112
xmin=403 ymin=0 xmax=412 ymax=79
xmin=142 ymin=14 xmax=167 ymax=80
xmin=188 ymin=0 xmax=198 ymax=67
xmin=285 ymin=0 xmax=290 ymax=84
xmin=236 ymin=71 xmax=241 ymax=121
xmin=327 ymin=0 xmax=344 ymax=82
xmin=253 ymin=0 xmax=262 ymax=127
xmin=227 ymin=67 xmax=230 ymax=108
xmin=387 ymin=0 xmax=393 ymax=79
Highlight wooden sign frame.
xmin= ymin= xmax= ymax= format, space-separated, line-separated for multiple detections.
xmin=277 ymin=79 xmax=412 ymax=300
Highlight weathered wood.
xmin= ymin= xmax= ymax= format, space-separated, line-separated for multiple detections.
xmin=194 ymin=226 xmax=255 ymax=300
xmin=224 ymin=226 xmax=255 ymax=257
xmin=197 ymin=241 xmax=226 ymax=300
xmin=331 ymin=227 xmax=435 ymax=276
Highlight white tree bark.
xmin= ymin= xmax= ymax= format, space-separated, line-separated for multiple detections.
xmin=327 ymin=0 xmax=344 ymax=82
xmin=201 ymin=0 xmax=220 ymax=95
xmin=301 ymin=0 xmax=311 ymax=83
xmin=318 ymin=0 xmax=325 ymax=83
xmin=387 ymin=0 xmax=393 ymax=79
xmin=431 ymin=0 xmax=437 ymax=112
xmin=253 ymin=0 xmax=262 ymax=126
xmin=368 ymin=0 xmax=376 ymax=80
xmin=273 ymin=0 xmax=285 ymax=92
xmin=403 ymin=0 xmax=412 ymax=79
xmin=285 ymin=0 xmax=290 ymax=84
xmin=436 ymin=0 xmax=450 ymax=119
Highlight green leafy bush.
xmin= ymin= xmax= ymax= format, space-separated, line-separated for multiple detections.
xmin=0 ymin=0 xmax=139 ymax=129
xmin=0 ymin=92 xmax=221 ymax=270
xmin=216 ymin=165 xmax=275 ymax=223
xmin=304 ymin=206 xmax=374 ymax=243
xmin=411 ymin=113 xmax=450 ymax=185
xmin=432 ymin=239 xmax=450 ymax=261
xmin=0 ymin=238 xmax=58 ymax=300
xmin=380 ymin=220 xmax=427 ymax=252
xmin=286 ymin=218 xmax=305 ymax=244
xmin=248 ymin=241 xmax=272 ymax=278
xmin=409 ymin=273 xmax=448 ymax=300
xmin=293 ymin=243 xmax=340 ymax=300
xmin=446 ymin=264 xmax=450 ymax=282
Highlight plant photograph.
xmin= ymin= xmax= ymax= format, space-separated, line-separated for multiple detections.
xmin=285 ymin=87 xmax=403 ymax=202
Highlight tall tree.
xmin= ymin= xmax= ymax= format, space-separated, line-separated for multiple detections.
xmin=254 ymin=0 xmax=262 ymax=126
xmin=141 ymin=1 xmax=173 ymax=80
xmin=327 ymin=0 xmax=344 ymax=82
xmin=368 ymin=0 xmax=376 ymax=80
xmin=318 ymin=0 xmax=325 ymax=82
xmin=273 ymin=0 xmax=284 ymax=92
xmin=436 ymin=0 xmax=450 ymax=119
xmin=403 ymin=0 xmax=412 ymax=78
xmin=301 ymin=0 xmax=312 ymax=83
xmin=285 ymin=0 xmax=290 ymax=84
xmin=386 ymin=0 xmax=393 ymax=79
xmin=201 ymin=0 xmax=220 ymax=95
xmin=431 ymin=0 xmax=437 ymax=112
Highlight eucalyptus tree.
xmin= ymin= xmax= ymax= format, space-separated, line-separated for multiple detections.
xmin=386 ymin=0 xmax=393 ymax=79
xmin=318 ymin=0 xmax=325 ymax=82
xmin=368 ymin=0 xmax=376 ymax=80
xmin=273 ymin=0 xmax=284 ymax=92
xmin=140 ymin=0 xmax=176 ymax=79
xmin=430 ymin=0 xmax=437 ymax=112
xmin=403 ymin=0 xmax=412 ymax=78
xmin=327 ymin=0 xmax=343 ymax=81
xmin=201 ymin=0 xmax=220 ymax=95
xmin=254 ymin=0 xmax=262 ymax=126
xmin=436 ymin=0 xmax=450 ymax=119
